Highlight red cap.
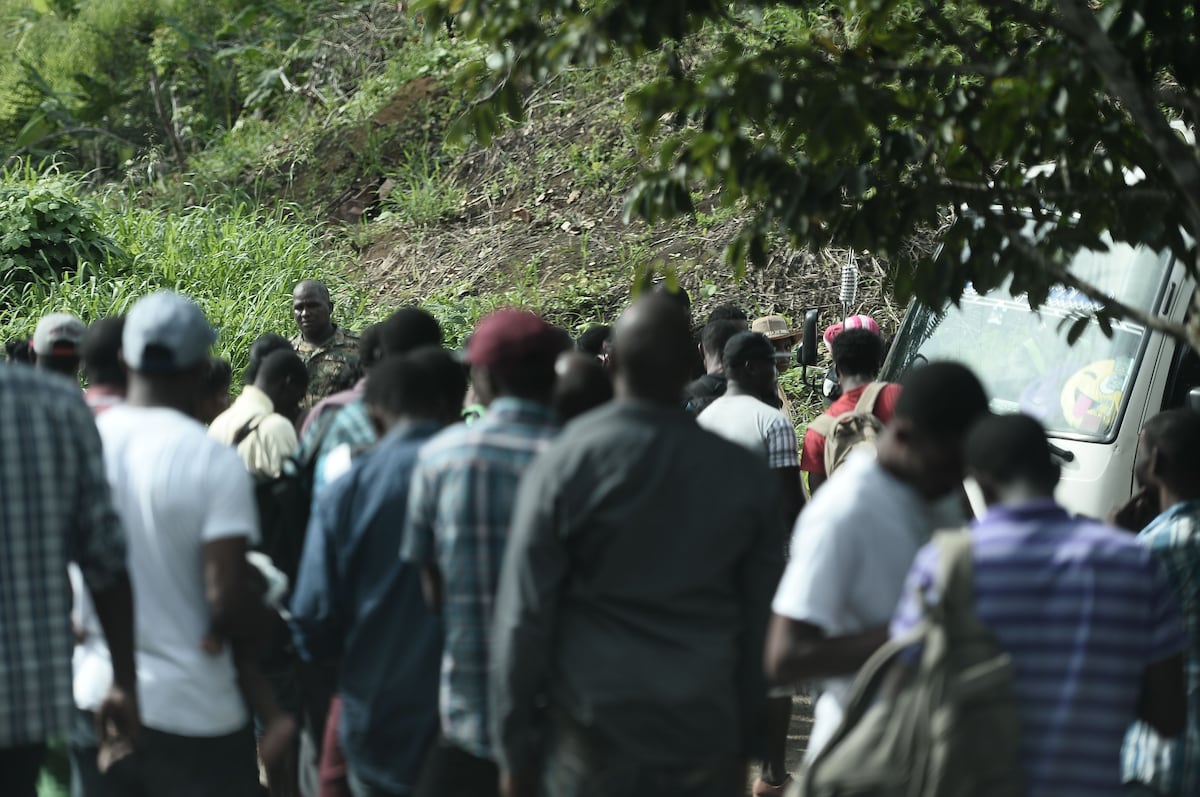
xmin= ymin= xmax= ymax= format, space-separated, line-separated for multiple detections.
xmin=467 ymin=310 xmax=564 ymax=370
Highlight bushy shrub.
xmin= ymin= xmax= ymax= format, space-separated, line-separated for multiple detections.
xmin=0 ymin=166 xmax=123 ymax=282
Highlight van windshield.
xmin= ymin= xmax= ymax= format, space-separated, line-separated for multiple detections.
xmin=882 ymin=243 xmax=1170 ymax=441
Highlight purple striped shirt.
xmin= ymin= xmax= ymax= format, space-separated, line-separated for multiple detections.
xmin=890 ymin=500 xmax=1186 ymax=797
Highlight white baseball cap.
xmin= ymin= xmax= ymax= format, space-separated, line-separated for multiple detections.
xmin=122 ymin=291 xmax=216 ymax=373
xmin=32 ymin=312 xmax=86 ymax=356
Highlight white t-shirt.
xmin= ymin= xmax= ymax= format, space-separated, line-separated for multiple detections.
xmin=697 ymin=393 xmax=799 ymax=469
xmin=97 ymin=405 xmax=260 ymax=737
xmin=771 ymin=451 xmax=932 ymax=761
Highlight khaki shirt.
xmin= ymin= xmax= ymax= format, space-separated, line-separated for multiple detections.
xmin=208 ymin=385 xmax=299 ymax=477
xmin=291 ymin=326 xmax=362 ymax=410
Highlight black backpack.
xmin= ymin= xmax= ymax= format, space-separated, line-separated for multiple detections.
xmin=232 ymin=411 xmax=340 ymax=589
xmin=684 ymin=372 xmax=728 ymax=415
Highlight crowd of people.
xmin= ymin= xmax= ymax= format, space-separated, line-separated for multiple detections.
xmin=1 ymin=277 xmax=1198 ymax=797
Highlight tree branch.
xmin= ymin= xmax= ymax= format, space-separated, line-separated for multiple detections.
xmin=1057 ymin=269 xmax=1188 ymax=340
xmin=1053 ymin=0 xmax=1200 ymax=243
xmin=1007 ymin=234 xmax=1189 ymax=341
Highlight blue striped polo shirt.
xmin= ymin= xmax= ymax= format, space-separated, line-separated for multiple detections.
xmin=890 ymin=500 xmax=1187 ymax=797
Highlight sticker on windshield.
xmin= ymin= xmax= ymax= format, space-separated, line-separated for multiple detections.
xmin=1060 ymin=357 xmax=1132 ymax=434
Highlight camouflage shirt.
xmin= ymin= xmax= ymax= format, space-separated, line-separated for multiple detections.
xmin=291 ymin=326 xmax=363 ymax=410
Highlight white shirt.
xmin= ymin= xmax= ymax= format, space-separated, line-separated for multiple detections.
xmin=69 ymin=564 xmax=110 ymax=713
xmin=97 ymin=405 xmax=260 ymax=737
xmin=208 ymin=385 xmax=298 ymax=477
xmin=771 ymin=451 xmax=932 ymax=760
xmin=697 ymin=393 xmax=799 ymax=469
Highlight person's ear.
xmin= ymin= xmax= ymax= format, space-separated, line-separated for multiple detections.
xmin=1147 ymin=446 xmax=1165 ymax=483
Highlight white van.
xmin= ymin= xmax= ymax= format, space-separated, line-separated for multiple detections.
xmin=879 ymin=240 xmax=1200 ymax=519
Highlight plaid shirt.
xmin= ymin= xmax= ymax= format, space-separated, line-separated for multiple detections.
xmin=0 ymin=365 xmax=125 ymax=746
xmin=1123 ymin=499 xmax=1200 ymax=795
xmin=300 ymin=400 xmax=377 ymax=493
xmin=400 ymin=398 xmax=558 ymax=760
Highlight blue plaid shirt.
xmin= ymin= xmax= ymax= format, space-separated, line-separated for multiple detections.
xmin=400 ymin=398 xmax=558 ymax=760
xmin=0 ymin=365 xmax=126 ymax=746
xmin=1123 ymin=499 xmax=1200 ymax=795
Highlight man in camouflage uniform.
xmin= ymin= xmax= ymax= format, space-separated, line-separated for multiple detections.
xmin=290 ymin=279 xmax=363 ymax=410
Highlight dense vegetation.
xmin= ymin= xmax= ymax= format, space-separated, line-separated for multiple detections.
xmin=1 ymin=0 xmax=894 ymax=405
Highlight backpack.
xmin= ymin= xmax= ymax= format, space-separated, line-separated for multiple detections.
xmin=796 ymin=531 xmax=1024 ymax=797
xmin=684 ymin=372 xmax=727 ymax=415
xmin=232 ymin=410 xmax=340 ymax=590
xmin=807 ymin=381 xmax=887 ymax=474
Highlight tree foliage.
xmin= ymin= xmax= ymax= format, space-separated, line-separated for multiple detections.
xmin=418 ymin=0 xmax=1200 ymax=343
xmin=0 ymin=0 xmax=406 ymax=176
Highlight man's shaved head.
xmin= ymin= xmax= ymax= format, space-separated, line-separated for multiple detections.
xmin=611 ymin=295 xmax=694 ymax=403
xmin=293 ymin=279 xmax=331 ymax=304
xmin=554 ymin=351 xmax=613 ymax=422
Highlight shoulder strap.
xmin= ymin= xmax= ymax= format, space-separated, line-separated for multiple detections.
xmin=932 ymin=529 xmax=974 ymax=610
xmin=808 ymin=412 xmax=837 ymax=438
xmin=854 ymin=381 xmax=888 ymax=415
xmin=919 ymin=529 xmax=976 ymax=666
xmin=232 ymin=414 xmax=266 ymax=446
xmin=808 ymin=383 xmax=888 ymax=439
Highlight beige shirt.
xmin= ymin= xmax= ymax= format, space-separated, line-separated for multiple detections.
xmin=208 ymin=385 xmax=298 ymax=477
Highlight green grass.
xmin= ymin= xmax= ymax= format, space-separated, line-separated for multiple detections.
xmin=0 ymin=195 xmax=377 ymax=381
xmin=380 ymin=146 xmax=465 ymax=228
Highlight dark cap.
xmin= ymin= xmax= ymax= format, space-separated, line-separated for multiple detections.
xmin=467 ymin=309 xmax=564 ymax=370
xmin=723 ymin=331 xmax=776 ymax=369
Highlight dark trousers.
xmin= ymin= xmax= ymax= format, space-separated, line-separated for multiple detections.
xmin=540 ymin=712 xmax=744 ymax=797
xmin=0 ymin=742 xmax=47 ymax=797
xmin=413 ymin=737 xmax=498 ymax=797
xmin=102 ymin=724 xmax=260 ymax=797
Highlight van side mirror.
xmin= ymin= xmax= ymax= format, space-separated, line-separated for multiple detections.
xmin=1188 ymin=386 xmax=1200 ymax=413
xmin=799 ymin=308 xmax=820 ymax=367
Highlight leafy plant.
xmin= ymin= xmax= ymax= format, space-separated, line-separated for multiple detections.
xmin=0 ymin=164 xmax=123 ymax=282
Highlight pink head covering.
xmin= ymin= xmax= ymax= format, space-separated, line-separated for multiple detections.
xmin=822 ymin=314 xmax=880 ymax=347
